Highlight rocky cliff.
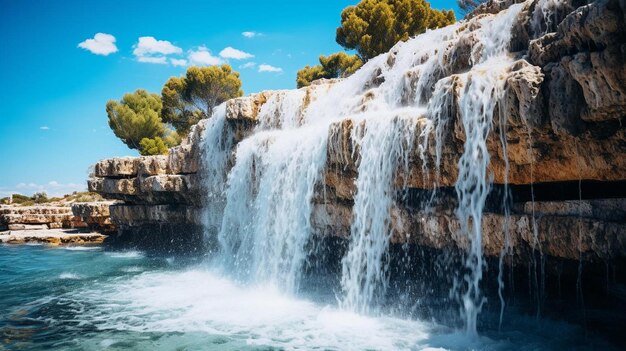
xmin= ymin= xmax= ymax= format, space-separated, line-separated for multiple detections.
xmin=90 ymin=0 xmax=626 ymax=261
xmin=87 ymin=0 xmax=626 ymax=340
xmin=0 ymin=203 xmax=114 ymax=245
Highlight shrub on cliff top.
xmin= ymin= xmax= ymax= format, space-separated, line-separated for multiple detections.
xmin=296 ymin=52 xmax=364 ymax=88
xmin=106 ymin=89 xmax=166 ymax=151
xmin=32 ymin=192 xmax=48 ymax=203
xmin=139 ymin=136 xmax=169 ymax=156
xmin=336 ymin=0 xmax=456 ymax=61
xmin=162 ymin=65 xmax=243 ymax=135
xmin=106 ymin=89 xmax=181 ymax=155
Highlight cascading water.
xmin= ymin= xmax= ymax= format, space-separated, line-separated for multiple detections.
xmin=5 ymin=1 xmax=623 ymax=349
xmin=205 ymin=0 xmax=527 ymax=333
xmin=453 ymin=59 xmax=510 ymax=334
xmin=451 ymin=3 xmax=524 ymax=333
xmin=217 ymin=125 xmax=328 ymax=292
xmin=531 ymin=0 xmax=566 ymax=37
xmin=200 ymin=105 xmax=232 ymax=237
xmin=340 ymin=113 xmax=417 ymax=313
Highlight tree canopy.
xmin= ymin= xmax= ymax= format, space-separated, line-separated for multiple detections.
xmin=335 ymin=0 xmax=456 ymax=61
xmin=296 ymin=52 xmax=364 ymax=88
xmin=107 ymin=66 xmax=244 ymax=155
xmin=106 ymin=89 xmax=166 ymax=152
xmin=139 ymin=136 xmax=169 ymax=156
xmin=162 ymin=65 xmax=243 ymax=134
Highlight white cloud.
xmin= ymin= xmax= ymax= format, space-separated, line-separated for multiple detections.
xmin=132 ymin=36 xmax=183 ymax=64
xmin=133 ymin=36 xmax=182 ymax=56
xmin=240 ymin=62 xmax=256 ymax=69
xmin=40 ymin=126 xmax=49 ymax=130
xmin=78 ymin=33 xmax=118 ymax=56
xmin=170 ymin=58 xmax=188 ymax=66
xmin=242 ymin=31 xmax=260 ymax=38
xmin=259 ymin=64 xmax=283 ymax=73
xmin=188 ymin=46 xmax=223 ymax=66
xmin=137 ymin=56 xmax=168 ymax=64
xmin=0 ymin=181 xmax=86 ymax=198
xmin=219 ymin=46 xmax=254 ymax=60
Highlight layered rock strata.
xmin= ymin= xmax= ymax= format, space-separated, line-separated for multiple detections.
xmin=0 ymin=203 xmax=113 ymax=245
xmin=90 ymin=0 xmax=626 ymax=262
xmin=71 ymin=201 xmax=117 ymax=234
xmin=0 ymin=229 xmax=106 ymax=245
xmin=0 ymin=205 xmax=87 ymax=231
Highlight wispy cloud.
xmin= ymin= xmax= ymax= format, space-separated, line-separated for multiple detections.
xmin=133 ymin=36 xmax=182 ymax=64
xmin=242 ymin=31 xmax=261 ymax=38
xmin=170 ymin=58 xmax=187 ymax=66
xmin=240 ymin=62 xmax=256 ymax=69
xmin=40 ymin=126 xmax=50 ymax=130
xmin=219 ymin=47 xmax=254 ymax=60
xmin=258 ymin=64 xmax=282 ymax=73
xmin=137 ymin=56 xmax=168 ymax=64
xmin=78 ymin=33 xmax=118 ymax=56
xmin=188 ymin=46 xmax=223 ymax=66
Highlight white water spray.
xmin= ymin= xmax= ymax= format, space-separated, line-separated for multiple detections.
xmin=203 ymin=0 xmax=528 ymax=333
xmin=341 ymin=113 xmax=417 ymax=313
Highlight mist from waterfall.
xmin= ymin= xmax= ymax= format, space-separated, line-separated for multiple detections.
xmin=202 ymin=0 xmax=528 ymax=332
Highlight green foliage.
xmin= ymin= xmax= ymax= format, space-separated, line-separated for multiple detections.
xmin=10 ymin=194 xmax=31 ymax=204
xmin=106 ymin=89 xmax=166 ymax=151
xmin=296 ymin=52 xmax=364 ymax=88
xmin=163 ymin=130 xmax=182 ymax=148
xmin=336 ymin=0 xmax=456 ymax=61
xmin=139 ymin=137 xmax=169 ymax=156
xmin=32 ymin=192 xmax=48 ymax=203
xmin=162 ymin=65 xmax=243 ymax=135
xmin=64 ymin=192 xmax=104 ymax=203
xmin=161 ymin=76 xmax=203 ymax=135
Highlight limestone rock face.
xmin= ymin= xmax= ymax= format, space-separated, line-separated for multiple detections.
xmin=88 ymin=0 xmax=626 ymax=263
xmin=71 ymin=202 xmax=116 ymax=233
xmin=0 ymin=205 xmax=85 ymax=231
xmin=0 ymin=229 xmax=106 ymax=245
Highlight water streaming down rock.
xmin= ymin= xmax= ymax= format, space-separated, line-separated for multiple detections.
xmin=214 ymin=57 xmax=398 ymax=292
xmin=84 ymin=0 xmax=626 ymax=344
xmin=187 ymin=0 xmax=622 ymax=334
xmin=451 ymin=4 xmax=524 ymax=334
xmin=531 ymin=0 xmax=567 ymax=37
xmin=200 ymin=105 xmax=232 ymax=237
xmin=340 ymin=113 xmax=417 ymax=313
xmin=208 ymin=0 xmax=526 ymax=322
xmin=217 ymin=125 xmax=329 ymax=292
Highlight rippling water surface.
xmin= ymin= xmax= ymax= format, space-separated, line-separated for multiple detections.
xmin=0 ymin=245 xmax=617 ymax=350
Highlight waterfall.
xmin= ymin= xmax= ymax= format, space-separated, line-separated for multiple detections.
xmin=201 ymin=0 xmax=529 ymax=332
xmin=200 ymin=105 xmax=232 ymax=237
xmin=217 ymin=125 xmax=328 ymax=292
xmin=452 ymin=3 xmax=524 ymax=334
xmin=341 ymin=113 xmax=417 ymax=314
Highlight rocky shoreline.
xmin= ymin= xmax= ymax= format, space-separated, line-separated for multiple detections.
xmin=0 ymin=202 xmax=116 ymax=245
xmin=0 ymin=229 xmax=106 ymax=245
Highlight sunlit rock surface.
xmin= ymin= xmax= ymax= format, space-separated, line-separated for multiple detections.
xmin=71 ymin=201 xmax=117 ymax=234
xmin=0 ymin=229 xmax=106 ymax=245
xmin=0 ymin=205 xmax=86 ymax=231
xmin=89 ymin=0 xmax=626 ymax=262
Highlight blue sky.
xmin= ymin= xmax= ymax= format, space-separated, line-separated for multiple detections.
xmin=0 ymin=0 xmax=458 ymax=197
